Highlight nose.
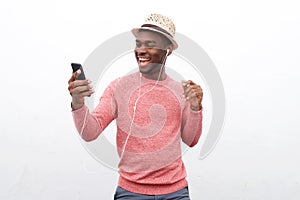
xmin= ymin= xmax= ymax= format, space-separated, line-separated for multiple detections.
xmin=135 ymin=46 xmax=147 ymax=55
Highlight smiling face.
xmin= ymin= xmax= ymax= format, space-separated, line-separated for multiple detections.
xmin=134 ymin=30 xmax=172 ymax=80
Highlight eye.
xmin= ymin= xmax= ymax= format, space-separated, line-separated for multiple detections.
xmin=145 ymin=43 xmax=157 ymax=49
xmin=135 ymin=42 xmax=141 ymax=48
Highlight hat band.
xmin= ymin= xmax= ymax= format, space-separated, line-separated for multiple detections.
xmin=141 ymin=24 xmax=173 ymax=37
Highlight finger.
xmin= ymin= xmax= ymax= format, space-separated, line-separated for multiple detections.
xmin=188 ymin=80 xmax=196 ymax=86
xmin=69 ymin=81 xmax=93 ymax=96
xmin=182 ymin=80 xmax=198 ymax=93
xmin=72 ymin=87 xmax=94 ymax=98
xmin=197 ymin=88 xmax=203 ymax=98
xmin=182 ymin=80 xmax=191 ymax=97
xmin=183 ymin=85 xmax=200 ymax=99
xmin=182 ymin=80 xmax=193 ymax=88
xmin=185 ymin=89 xmax=198 ymax=100
xmin=69 ymin=79 xmax=91 ymax=91
xmin=70 ymin=87 xmax=93 ymax=98
xmin=80 ymin=89 xmax=95 ymax=97
xmin=185 ymin=80 xmax=197 ymax=86
xmin=184 ymin=85 xmax=198 ymax=94
xmin=68 ymin=69 xmax=81 ymax=84
xmin=190 ymin=87 xmax=203 ymax=98
xmin=71 ymin=84 xmax=93 ymax=95
xmin=182 ymin=80 xmax=202 ymax=100
xmin=186 ymin=86 xmax=203 ymax=100
xmin=194 ymin=89 xmax=203 ymax=103
xmin=74 ymin=79 xmax=91 ymax=87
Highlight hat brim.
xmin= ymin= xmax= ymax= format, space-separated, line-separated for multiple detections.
xmin=131 ymin=27 xmax=178 ymax=50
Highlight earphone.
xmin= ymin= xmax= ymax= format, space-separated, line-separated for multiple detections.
xmin=78 ymin=48 xmax=170 ymax=162
xmin=119 ymin=48 xmax=170 ymax=161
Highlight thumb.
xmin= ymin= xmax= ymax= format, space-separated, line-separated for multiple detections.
xmin=68 ymin=69 xmax=81 ymax=83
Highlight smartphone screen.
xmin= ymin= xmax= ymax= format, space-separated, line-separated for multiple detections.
xmin=71 ymin=63 xmax=86 ymax=80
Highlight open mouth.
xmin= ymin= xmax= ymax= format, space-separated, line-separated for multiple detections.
xmin=137 ymin=56 xmax=151 ymax=67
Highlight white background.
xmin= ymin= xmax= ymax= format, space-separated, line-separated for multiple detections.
xmin=1 ymin=0 xmax=300 ymax=199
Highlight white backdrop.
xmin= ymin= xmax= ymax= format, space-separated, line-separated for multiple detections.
xmin=1 ymin=0 xmax=300 ymax=199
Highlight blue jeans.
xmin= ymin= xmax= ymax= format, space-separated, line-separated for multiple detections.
xmin=114 ymin=186 xmax=190 ymax=200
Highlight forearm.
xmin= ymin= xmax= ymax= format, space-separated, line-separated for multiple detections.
xmin=72 ymin=105 xmax=102 ymax=141
xmin=181 ymin=107 xmax=203 ymax=147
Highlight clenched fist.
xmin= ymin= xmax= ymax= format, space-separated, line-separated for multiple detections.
xmin=182 ymin=80 xmax=203 ymax=111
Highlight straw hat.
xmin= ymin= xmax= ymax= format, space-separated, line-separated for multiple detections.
xmin=131 ymin=13 xmax=178 ymax=50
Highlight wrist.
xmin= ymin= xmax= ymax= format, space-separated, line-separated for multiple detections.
xmin=71 ymin=101 xmax=84 ymax=110
xmin=191 ymin=105 xmax=199 ymax=111
xmin=190 ymin=104 xmax=202 ymax=111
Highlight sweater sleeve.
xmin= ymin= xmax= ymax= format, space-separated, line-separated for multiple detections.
xmin=72 ymin=78 xmax=119 ymax=142
xmin=181 ymin=102 xmax=203 ymax=147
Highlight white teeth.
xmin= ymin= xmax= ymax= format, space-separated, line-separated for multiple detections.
xmin=139 ymin=58 xmax=150 ymax=62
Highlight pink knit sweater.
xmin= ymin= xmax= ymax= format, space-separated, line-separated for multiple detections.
xmin=72 ymin=72 xmax=203 ymax=195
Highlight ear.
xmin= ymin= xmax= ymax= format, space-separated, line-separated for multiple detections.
xmin=167 ymin=45 xmax=173 ymax=56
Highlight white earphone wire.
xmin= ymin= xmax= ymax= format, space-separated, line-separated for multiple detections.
xmin=119 ymin=49 xmax=169 ymax=161
xmin=78 ymin=49 xmax=170 ymax=162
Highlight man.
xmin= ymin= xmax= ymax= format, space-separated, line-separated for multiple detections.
xmin=68 ymin=13 xmax=203 ymax=200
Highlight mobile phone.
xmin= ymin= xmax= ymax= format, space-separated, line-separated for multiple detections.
xmin=71 ymin=63 xmax=86 ymax=80
xmin=71 ymin=63 xmax=91 ymax=97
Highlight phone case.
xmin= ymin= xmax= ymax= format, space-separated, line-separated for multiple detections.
xmin=71 ymin=63 xmax=86 ymax=80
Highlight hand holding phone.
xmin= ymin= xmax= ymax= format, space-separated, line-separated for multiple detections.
xmin=68 ymin=63 xmax=94 ymax=110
